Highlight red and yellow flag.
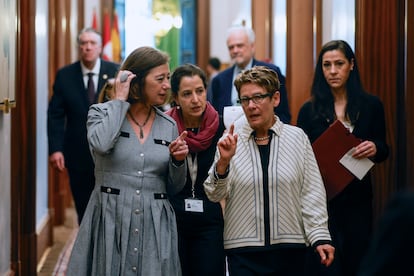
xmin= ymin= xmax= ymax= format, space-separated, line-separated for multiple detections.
xmin=111 ymin=11 xmax=121 ymax=62
xmin=102 ymin=8 xmax=112 ymax=61
xmin=92 ymin=8 xmax=98 ymax=30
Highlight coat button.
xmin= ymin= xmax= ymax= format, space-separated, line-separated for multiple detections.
xmin=107 ymin=187 xmax=111 ymax=193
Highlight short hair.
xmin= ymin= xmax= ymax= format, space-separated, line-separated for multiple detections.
xmin=77 ymin=27 xmax=102 ymax=46
xmin=226 ymin=25 xmax=256 ymax=44
xmin=208 ymin=57 xmax=221 ymax=71
xmin=120 ymin=46 xmax=170 ymax=104
xmin=234 ymin=66 xmax=280 ymax=95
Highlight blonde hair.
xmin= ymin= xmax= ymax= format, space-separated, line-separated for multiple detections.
xmin=98 ymin=78 xmax=115 ymax=103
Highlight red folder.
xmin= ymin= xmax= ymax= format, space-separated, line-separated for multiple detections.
xmin=312 ymin=120 xmax=361 ymax=200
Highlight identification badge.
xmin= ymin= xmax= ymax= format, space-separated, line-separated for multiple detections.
xmin=185 ymin=198 xmax=204 ymax=212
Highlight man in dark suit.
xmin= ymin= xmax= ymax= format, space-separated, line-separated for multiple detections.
xmin=47 ymin=27 xmax=119 ymax=224
xmin=211 ymin=25 xmax=291 ymax=124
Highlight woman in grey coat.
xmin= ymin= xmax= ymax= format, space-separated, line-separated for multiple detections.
xmin=67 ymin=46 xmax=189 ymax=276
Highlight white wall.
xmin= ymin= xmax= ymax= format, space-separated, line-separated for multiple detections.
xmin=272 ymin=0 xmax=287 ymax=75
xmin=124 ymin=0 xmax=155 ymax=57
xmin=35 ymin=0 xmax=50 ymax=231
xmin=0 ymin=0 xmax=16 ymax=272
xmin=322 ymin=0 xmax=355 ymax=49
xmin=0 ymin=113 xmax=11 ymax=274
xmin=71 ymin=0 xmax=81 ymax=62
xmin=84 ymin=0 xmax=100 ymax=30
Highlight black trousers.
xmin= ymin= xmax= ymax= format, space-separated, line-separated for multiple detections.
xmin=67 ymin=168 xmax=95 ymax=224
xmin=227 ymin=247 xmax=307 ymax=276
xmin=305 ymin=197 xmax=372 ymax=276
xmin=178 ymin=224 xmax=226 ymax=276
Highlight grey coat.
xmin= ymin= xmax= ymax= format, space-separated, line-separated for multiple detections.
xmin=67 ymin=100 xmax=186 ymax=276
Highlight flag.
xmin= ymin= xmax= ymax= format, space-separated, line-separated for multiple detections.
xmin=92 ymin=8 xmax=98 ymax=30
xmin=111 ymin=11 xmax=121 ymax=62
xmin=102 ymin=9 xmax=112 ymax=61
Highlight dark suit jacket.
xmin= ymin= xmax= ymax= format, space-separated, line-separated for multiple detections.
xmin=297 ymin=93 xmax=389 ymax=201
xmin=47 ymin=59 xmax=119 ymax=171
xmin=211 ymin=59 xmax=291 ymax=124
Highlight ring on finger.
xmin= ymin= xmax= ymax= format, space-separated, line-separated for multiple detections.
xmin=120 ymin=72 xmax=129 ymax=83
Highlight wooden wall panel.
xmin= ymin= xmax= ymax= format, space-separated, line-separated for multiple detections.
xmin=48 ymin=0 xmax=77 ymax=226
xmin=355 ymin=0 xmax=402 ymax=221
xmin=252 ymin=0 xmax=272 ymax=61
xmin=197 ymin=0 xmax=210 ymax=71
xmin=11 ymin=0 xmax=37 ymax=274
xmin=286 ymin=0 xmax=315 ymax=124
xmin=314 ymin=0 xmax=322 ymax=57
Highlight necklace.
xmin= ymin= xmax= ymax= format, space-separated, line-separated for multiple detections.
xmin=128 ymin=108 xmax=152 ymax=139
xmin=254 ymin=135 xmax=270 ymax=141
xmin=186 ymin=127 xmax=199 ymax=133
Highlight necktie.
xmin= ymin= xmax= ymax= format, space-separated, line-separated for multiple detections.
xmin=231 ymin=67 xmax=242 ymax=105
xmin=87 ymin=72 xmax=95 ymax=104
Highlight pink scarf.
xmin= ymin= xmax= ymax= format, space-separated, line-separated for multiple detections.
xmin=166 ymin=102 xmax=219 ymax=153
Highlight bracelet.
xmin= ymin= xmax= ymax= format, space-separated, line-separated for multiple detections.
xmin=171 ymin=158 xmax=184 ymax=166
xmin=214 ymin=165 xmax=229 ymax=179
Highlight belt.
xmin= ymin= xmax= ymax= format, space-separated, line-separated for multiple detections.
xmin=100 ymin=187 xmax=167 ymax=199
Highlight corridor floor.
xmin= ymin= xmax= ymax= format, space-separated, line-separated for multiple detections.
xmin=37 ymin=208 xmax=78 ymax=276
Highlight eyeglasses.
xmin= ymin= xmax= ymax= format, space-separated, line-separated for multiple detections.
xmin=237 ymin=93 xmax=272 ymax=106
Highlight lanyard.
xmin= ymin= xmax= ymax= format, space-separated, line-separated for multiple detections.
xmin=186 ymin=153 xmax=198 ymax=198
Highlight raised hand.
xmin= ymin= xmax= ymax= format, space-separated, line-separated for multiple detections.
xmin=114 ymin=70 xmax=136 ymax=101
xmin=169 ymin=131 xmax=189 ymax=162
xmin=216 ymin=124 xmax=238 ymax=174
